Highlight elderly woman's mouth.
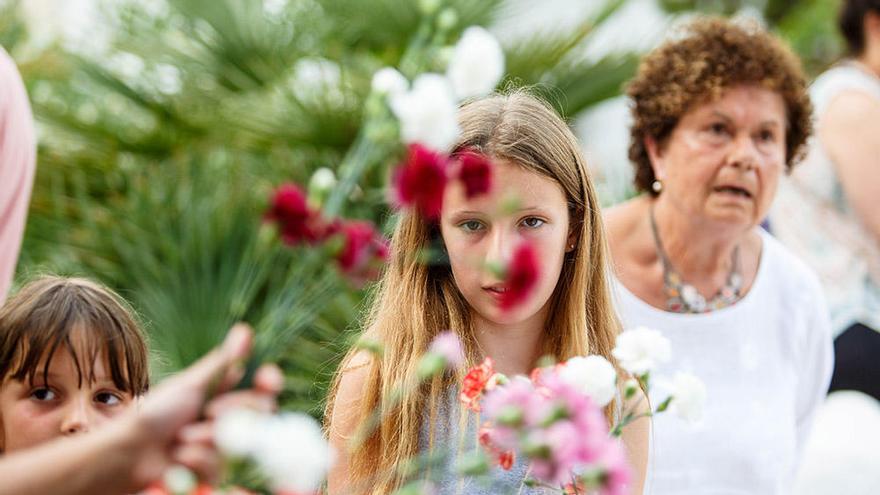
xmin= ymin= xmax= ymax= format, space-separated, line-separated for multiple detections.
xmin=713 ymin=185 xmax=753 ymax=199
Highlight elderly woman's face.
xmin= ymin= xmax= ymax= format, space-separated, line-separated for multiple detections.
xmin=648 ymin=85 xmax=787 ymax=229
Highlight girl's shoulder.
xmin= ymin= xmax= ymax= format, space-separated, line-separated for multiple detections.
xmin=328 ymin=351 xmax=374 ymax=435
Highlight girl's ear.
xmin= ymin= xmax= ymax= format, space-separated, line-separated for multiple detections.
xmin=565 ymin=228 xmax=578 ymax=253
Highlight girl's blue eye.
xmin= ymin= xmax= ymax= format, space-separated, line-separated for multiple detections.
xmin=460 ymin=220 xmax=484 ymax=232
xmin=521 ymin=217 xmax=545 ymax=229
xmin=30 ymin=388 xmax=57 ymax=401
xmin=95 ymin=392 xmax=122 ymax=406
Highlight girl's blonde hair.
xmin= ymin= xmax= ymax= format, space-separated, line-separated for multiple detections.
xmin=325 ymin=91 xmax=622 ymax=493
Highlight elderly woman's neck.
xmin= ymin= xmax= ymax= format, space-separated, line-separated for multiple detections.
xmin=651 ymin=198 xmax=744 ymax=277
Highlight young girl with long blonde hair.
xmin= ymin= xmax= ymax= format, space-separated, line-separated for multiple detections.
xmin=326 ymin=91 xmax=649 ymax=494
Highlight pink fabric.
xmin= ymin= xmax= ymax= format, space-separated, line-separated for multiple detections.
xmin=0 ymin=47 xmax=36 ymax=304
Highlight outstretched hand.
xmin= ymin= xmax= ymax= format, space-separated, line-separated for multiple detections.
xmin=128 ymin=323 xmax=283 ymax=490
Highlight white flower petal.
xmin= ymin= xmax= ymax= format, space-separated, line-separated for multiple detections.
xmin=214 ymin=408 xmax=263 ymax=457
xmin=253 ymin=413 xmax=335 ymax=492
xmin=612 ymin=326 xmax=672 ymax=376
xmin=447 ymin=26 xmax=505 ymax=99
xmin=389 ymin=73 xmax=460 ymax=151
xmin=371 ymin=67 xmax=409 ymax=96
xmin=559 ymin=355 xmax=617 ymax=407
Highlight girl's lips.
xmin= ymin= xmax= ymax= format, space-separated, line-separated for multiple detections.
xmin=482 ymin=285 xmax=509 ymax=301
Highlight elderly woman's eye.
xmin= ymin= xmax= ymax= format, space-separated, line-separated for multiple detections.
xmin=709 ymin=123 xmax=728 ymax=135
xmin=759 ymin=130 xmax=776 ymax=142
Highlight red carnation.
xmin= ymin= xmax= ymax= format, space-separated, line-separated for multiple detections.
xmin=479 ymin=426 xmax=516 ymax=471
xmin=265 ymin=183 xmax=327 ymax=245
xmin=332 ymin=220 xmax=389 ymax=285
xmin=455 ymin=149 xmax=493 ymax=198
xmin=460 ymin=357 xmax=496 ymax=412
xmin=393 ymin=143 xmax=449 ymax=219
xmin=499 ymin=243 xmax=540 ymax=310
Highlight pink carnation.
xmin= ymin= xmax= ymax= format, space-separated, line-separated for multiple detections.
xmin=428 ymin=331 xmax=464 ymax=368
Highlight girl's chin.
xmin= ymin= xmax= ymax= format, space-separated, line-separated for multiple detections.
xmin=475 ymin=303 xmax=537 ymax=326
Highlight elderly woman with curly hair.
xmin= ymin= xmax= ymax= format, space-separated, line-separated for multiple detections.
xmin=604 ymin=18 xmax=834 ymax=493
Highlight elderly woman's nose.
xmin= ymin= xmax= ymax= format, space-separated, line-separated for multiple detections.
xmin=728 ymin=133 xmax=762 ymax=169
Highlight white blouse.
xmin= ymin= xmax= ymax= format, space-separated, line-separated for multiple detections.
xmin=611 ymin=229 xmax=834 ymax=495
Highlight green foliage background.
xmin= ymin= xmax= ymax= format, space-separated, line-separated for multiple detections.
xmin=2 ymin=0 xmax=846 ymax=415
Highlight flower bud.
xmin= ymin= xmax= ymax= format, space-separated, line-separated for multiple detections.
xmin=418 ymin=0 xmax=441 ymax=16
xmin=308 ymin=167 xmax=337 ymax=207
xmin=437 ymin=8 xmax=458 ymax=31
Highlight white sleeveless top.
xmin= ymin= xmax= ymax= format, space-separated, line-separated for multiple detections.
xmin=771 ymin=62 xmax=880 ymax=336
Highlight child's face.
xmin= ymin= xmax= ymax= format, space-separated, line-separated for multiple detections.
xmin=0 ymin=347 xmax=135 ymax=453
xmin=440 ymin=160 xmax=572 ymax=326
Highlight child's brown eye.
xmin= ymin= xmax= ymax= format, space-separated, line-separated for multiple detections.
xmin=95 ymin=392 xmax=122 ymax=406
xmin=30 ymin=388 xmax=56 ymax=401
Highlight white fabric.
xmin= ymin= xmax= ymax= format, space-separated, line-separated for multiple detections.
xmin=793 ymin=391 xmax=880 ymax=495
xmin=611 ymin=229 xmax=834 ymax=495
xmin=771 ymin=62 xmax=880 ymax=336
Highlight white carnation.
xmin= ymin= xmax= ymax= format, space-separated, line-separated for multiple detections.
xmin=253 ymin=413 xmax=335 ymax=493
xmin=162 ymin=465 xmax=196 ymax=495
xmin=214 ymin=408 xmax=263 ymax=457
xmin=446 ymin=26 xmax=505 ymax=99
xmin=389 ymin=73 xmax=460 ymax=151
xmin=612 ymin=326 xmax=672 ymax=376
xmin=559 ymin=355 xmax=617 ymax=407
xmin=371 ymin=67 xmax=408 ymax=96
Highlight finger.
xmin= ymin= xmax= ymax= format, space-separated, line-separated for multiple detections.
xmin=205 ymin=391 xmax=277 ymax=418
xmin=215 ymin=361 xmax=247 ymax=394
xmin=171 ymin=444 xmax=222 ymax=486
xmin=177 ymin=422 xmax=216 ymax=447
xmin=181 ymin=323 xmax=253 ymax=395
xmin=254 ymin=364 xmax=285 ymax=394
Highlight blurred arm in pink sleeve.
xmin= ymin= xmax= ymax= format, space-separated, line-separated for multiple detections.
xmin=0 ymin=47 xmax=36 ymax=304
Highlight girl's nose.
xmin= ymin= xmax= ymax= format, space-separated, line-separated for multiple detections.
xmin=484 ymin=227 xmax=516 ymax=270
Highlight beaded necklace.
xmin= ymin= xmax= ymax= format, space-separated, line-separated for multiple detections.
xmin=649 ymin=206 xmax=742 ymax=313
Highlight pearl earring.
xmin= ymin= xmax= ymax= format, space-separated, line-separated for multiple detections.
xmin=652 ymin=180 xmax=663 ymax=193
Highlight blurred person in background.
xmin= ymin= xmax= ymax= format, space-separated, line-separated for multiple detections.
xmin=0 ymin=46 xmax=36 ymax=304
xmin=772 ymin=0 xmax=880 ymax=401
xmin=605 ymin=17 xmax=833 ymax=493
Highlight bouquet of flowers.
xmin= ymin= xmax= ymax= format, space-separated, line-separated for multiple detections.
xmin=456 ymin=326 xmax=706 ymax=494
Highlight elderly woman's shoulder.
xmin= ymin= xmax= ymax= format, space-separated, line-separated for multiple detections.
xmin=759 ymin=229 xmax=825 ymax=303
xmin=603 ymin=197 xmax=648 ymax=244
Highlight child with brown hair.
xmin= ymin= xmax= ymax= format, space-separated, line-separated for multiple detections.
xmin=0 ymin=275 xmax=150 ymax=453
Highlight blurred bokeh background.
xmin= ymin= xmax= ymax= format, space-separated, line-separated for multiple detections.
xmin=0 ymin=0 xmax=845 ymax=416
